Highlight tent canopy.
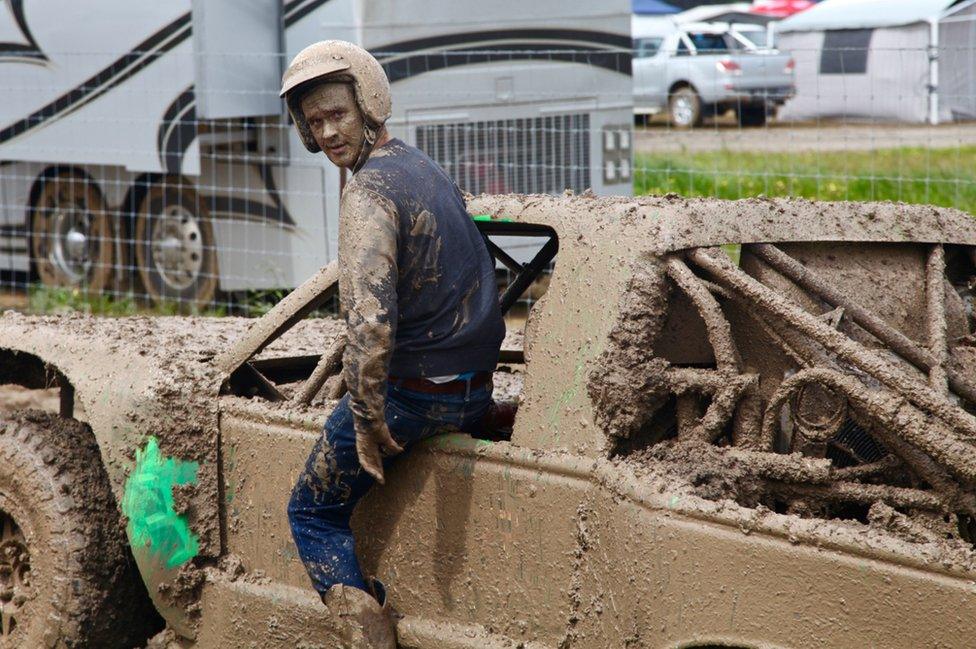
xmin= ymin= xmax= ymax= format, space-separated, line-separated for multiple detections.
xmin=632 ymin=0 xmax=680 ymax=14
xmin=750 ymin=0 xmax=815 ymax=17
xmin=778 ymin=0 xmax=957 ymax=32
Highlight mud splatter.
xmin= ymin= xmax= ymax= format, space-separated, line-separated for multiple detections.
xmin=587 ymin=260 xmax=672 ymax=440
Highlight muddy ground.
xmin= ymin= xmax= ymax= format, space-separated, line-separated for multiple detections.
xmin=0 ymin=384 xmax=59 ymax=413
xmin=635 ymin=119 xmax=976 ymax=153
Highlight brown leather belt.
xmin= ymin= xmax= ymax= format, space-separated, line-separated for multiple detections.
xmin=389 ymin=371 xmax=492 ymax=394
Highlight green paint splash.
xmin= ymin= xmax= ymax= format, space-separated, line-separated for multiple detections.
xmin=122 ymin=437 xmax=200 ymax=569
xmin=471 ymin=214 xmax=513 ymax=223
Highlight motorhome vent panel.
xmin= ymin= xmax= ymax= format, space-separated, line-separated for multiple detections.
xmin=415 ymin=114 xmax=591 ymax=196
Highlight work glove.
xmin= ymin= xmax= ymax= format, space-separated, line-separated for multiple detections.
xmin=356 ymin=420 xmax=403 ymax=484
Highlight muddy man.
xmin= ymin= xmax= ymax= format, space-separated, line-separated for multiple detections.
xmin=280 ymin=41 xmax=505 ymax=647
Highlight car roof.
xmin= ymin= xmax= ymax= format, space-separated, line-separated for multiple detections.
xmin=467 ymin=194 xmax=976 ymax=254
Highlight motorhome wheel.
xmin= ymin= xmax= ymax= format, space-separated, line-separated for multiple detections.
xmin=134 ymin=183 xmax=218 ymax=308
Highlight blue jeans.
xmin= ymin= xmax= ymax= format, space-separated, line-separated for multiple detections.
xmin=288 ymin=379 xmax=492 ymax=594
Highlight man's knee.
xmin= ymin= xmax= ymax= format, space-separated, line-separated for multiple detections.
xmin=287 ymin=472 xmax=315 ymax=527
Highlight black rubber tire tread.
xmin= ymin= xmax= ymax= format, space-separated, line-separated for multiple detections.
xmin=0 ymin=410 xmax=161 ymax=648
xmin=737 ymin=105 xmax=767 ymax=127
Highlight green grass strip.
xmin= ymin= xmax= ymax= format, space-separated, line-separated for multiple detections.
xmin=634 ymin=146 xmax=976 ymax=215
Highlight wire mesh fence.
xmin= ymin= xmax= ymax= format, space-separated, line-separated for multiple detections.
xmin=1 ymin=5 xmax=975 ymax=319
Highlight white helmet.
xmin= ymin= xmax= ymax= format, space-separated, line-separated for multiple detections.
xmin=280 ymin=40 xmax=392 ymax=154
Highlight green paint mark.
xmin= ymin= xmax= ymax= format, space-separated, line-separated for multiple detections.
xmin=668 ymin=495 xmax=680 ymax=509
xmin=546 ymin=349 xmax=591 ymax=432
xmin=471 ymin=214 xmax=513 ymax=223
xmin=122 ymin=437 xmax=200 ymax=569
xmin=427 ymin=433 xmax=491 ymax=451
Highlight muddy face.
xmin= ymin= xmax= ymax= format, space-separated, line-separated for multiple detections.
xmin=300 ymin=82 xmax=365 ymax=169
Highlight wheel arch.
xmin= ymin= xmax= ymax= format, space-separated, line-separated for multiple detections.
xmin=668 ymin=79 xmax=697 ymax=96
xmin=0 ymin=337 xmax=216 ymax=636
xmin=0 ymin=346 xmax=94 ymax=447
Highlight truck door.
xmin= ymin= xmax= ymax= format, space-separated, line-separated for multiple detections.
xmin=633 ymin=37 xmax=665 ymax=111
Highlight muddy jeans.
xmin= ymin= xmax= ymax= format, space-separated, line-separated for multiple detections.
xmin=288 ymin=379 xmax=492 ymax=594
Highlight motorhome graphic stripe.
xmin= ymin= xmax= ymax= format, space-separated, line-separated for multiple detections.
xmin=0 ymin=0 xmax=48 ymax=63
xmin=0 ymin=12 xmax=192 ymax=146
xmin=284 ymin=0 xmax=334 ymax=27
xmin=378 ymin=44 xmax=630 ymax=82
xmin=372 ymin=29 xmax=632 ymax=81
xmin=0 ymin=0 xmax=334 ymax=148
xmin=257 ymin=164 xmax=297 ymax=227
xmin=157 ymin=87 xmax=197 ymax=175
xmin=375 ymin=28 xmax=632 ymax=58
xmin=203 ymin=195 xmax=297 ymax=230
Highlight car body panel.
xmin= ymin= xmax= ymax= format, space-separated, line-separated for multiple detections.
xmin=4 ymin=195 xmax=976 ymax=645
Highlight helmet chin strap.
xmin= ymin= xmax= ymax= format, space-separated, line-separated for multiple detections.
xmin=352 ymin=123 xmax=378 ymax=174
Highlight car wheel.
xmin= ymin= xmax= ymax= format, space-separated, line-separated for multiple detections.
xmin=669 ymin=87 xmax=702 ymax=129
xmin=29 ymin=170 xmax=114 ymax=292
xmin=134 ymin=182 xmax=218 ymax=308
xmin=0 ymin=410 xmax=161 ymax=647
xmin=738 ymin=105 xmax=767 ymax=127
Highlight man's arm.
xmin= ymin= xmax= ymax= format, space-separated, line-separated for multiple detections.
xmin=338 ymin=183 xmax=403 ymax=483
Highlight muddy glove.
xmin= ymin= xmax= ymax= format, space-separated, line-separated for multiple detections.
xmin=354 ymin=419 xmax=403 ymax=484
xmin=338 ymin=183 xmax=402 ymax=484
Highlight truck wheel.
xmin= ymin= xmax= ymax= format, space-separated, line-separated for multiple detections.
xmin=29 ymin=170 xmax=114 ymax=292
xmin=669 ymin=87 xmax=702 ymax=129
xmin=0 ymin=410 xmax=161 ymax=647
xmin=737 ymin=105 xmax=767 ymax=127
xmin=134 ymin=183 xmax=218 ymax=308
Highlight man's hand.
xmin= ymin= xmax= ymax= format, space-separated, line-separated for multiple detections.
xmin=356 ymin=421 xmax=403 ymax=484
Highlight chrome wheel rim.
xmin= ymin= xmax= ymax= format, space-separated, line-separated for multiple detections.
xmin=150 ymin=204 xmax=204 ymax=291
xmin=0 ymin=509 xmax=32 ymax=638
xmin=45 ymin=190 xmax=96 ymax=283
xmin=672 ymin=96 xmax=695 ymax=126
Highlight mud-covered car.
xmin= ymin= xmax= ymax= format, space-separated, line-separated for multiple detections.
xmin=3 ymin=194 xmax=976 ymax=648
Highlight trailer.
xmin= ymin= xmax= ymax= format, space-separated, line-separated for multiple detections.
xmin=0 ymin=0 xmax=633 ymax=305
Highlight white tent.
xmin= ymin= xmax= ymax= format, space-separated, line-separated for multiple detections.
xmin=776 ymin=0 xmax=976 ymax=123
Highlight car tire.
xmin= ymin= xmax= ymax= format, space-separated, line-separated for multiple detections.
xmin=737 ymin=105 xmax=767 ymax=127
xmin=134 ymin=182 xmax=218 ymax=308
xmin=669 ymin=87 xmax=703 ymax=129
xmin=29 ymin=170 xmax=114 ymax=292
xmin=0 ymin=410 xmax=161 ymax=647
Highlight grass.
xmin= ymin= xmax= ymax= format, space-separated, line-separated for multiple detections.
xmin=634 ymin=146 xmax=976 ymax=215
xmin=27 ymin=286 xmax=227 ymax=317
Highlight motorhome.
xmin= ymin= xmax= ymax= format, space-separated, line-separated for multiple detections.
xmin=0 ymin=0 xmax=633 ymax=304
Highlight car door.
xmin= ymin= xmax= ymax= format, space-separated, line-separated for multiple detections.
xmin=632 ymin=36 xmax=666 ymax=110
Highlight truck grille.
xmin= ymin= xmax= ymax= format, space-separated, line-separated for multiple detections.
xmin=415 ymin=114 xmax=591 ymax=196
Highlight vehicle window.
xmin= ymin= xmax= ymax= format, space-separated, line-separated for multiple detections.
xmin=723 ymin=33 xmax=747 ymax=51
xmin=820 ymin=28 xmax=872 ymax=74
xmin=687 ymin=32 xmax=730 ymax=54
xmin=734 ymin=30 xmax=765 ymax=49
xmin=633 ymin=37 xmax=663 ymax=59
xmin=675 ymin=38 xmax=691 ymax=57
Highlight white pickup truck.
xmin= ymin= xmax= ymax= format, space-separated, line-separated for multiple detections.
xmin=633 ymin=21 xmax=795 ymax=127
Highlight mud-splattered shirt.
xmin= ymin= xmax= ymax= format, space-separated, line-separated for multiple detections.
xmin=338 ymin=138 xmax=504 ymax=434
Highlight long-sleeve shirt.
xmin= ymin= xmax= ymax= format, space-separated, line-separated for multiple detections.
xmin=337 ymin=138 xmax=505 ymax=436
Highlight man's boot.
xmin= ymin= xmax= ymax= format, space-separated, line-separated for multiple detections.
xmin=323 ymin=583 xmax=397 ymax=649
